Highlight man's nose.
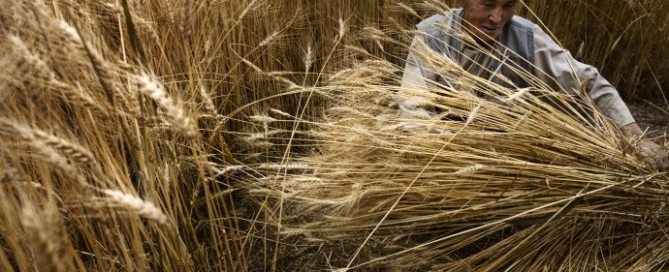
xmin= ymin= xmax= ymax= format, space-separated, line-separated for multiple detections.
xmin=489 ymin=8 xmax=503 ymax=24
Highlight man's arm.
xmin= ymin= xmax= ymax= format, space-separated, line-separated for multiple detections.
xmin=531 ymin=25 xmax=668 ymax=170
xmin=398 ymin=36 xmax=440 ymax=119
xmin=531 ymin=25 xmax=635 ymax=128
xmin=401 ymin=37 xmax=432 ymax=90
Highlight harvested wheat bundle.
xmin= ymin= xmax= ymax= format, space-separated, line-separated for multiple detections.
xmin=244 ymin=38 xmax=669 ymax=270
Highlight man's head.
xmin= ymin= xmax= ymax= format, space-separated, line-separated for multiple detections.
xmin=458 ymin=0 xmax=517 ymax=43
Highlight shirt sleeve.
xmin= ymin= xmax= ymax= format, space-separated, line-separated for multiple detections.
xmin=531 ymin=25 xmax=636 ymax=128
xmin=398 ymin=35 xmax=439 ymax=118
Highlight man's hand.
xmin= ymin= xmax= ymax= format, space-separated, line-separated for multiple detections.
xmin=637 ymin=139 xmax=669 ymax=170
xmin=621 ymin=123 xmax=669 ymax=171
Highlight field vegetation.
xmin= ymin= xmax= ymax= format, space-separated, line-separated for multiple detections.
xmin=1 ymin=0 xmax=669 ymax=271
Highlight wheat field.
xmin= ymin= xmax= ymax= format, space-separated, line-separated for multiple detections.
xmin=1 ymin=0 xmax=669 ymax=271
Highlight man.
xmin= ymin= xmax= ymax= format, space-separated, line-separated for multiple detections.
xmin=400 ymin=0 xmax=669 ymax=170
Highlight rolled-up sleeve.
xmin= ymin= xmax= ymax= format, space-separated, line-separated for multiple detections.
xmin=532 ymin=25 xmax=635 ymax=128
xmin=398 ymin=36 xmax=440 ymax=118
xmin=401 ymin=36 xmax=433 ymax=90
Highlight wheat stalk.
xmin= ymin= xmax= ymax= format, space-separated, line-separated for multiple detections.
xmin=0 ymin=119 xmax=84 ymax=183
xmin=0 ymin=118 xmax=97 ymax=167
xmin=136 ymin=73 xmax=196 ymax=138
xmin=54 ymin=20 xmax=135 ymax=114
xmin=198 ymin=85 xmax=217 ymax=116
xmin=102 ymin=189 xmax=168 ymax=224
xmin=8 ymin=34 xmax=105 ymax=115
xmin=20 ymin=204 xmax=65 ymax=272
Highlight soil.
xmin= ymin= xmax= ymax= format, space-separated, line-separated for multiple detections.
xmin=628 ymin=101 xmax=669 ymax=144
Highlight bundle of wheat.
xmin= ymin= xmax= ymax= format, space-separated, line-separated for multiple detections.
xmin=241 ymin=26 xmax=669 ymax=270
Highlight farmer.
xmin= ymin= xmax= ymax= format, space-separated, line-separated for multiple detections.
xmin=400 ymin=0 xmax=669 ymax=170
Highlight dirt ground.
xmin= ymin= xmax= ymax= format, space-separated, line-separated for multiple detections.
xmin=628 ymin=101 xmax=669 ymax=144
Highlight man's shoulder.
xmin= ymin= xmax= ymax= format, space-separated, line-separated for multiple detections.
xmin=507 ymin=15 xmax=539 ymax=33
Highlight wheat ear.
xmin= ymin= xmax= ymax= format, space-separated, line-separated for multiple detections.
xmin=102 ymin=189 xmax=168 ymax=224
xmin=136 ymin=73 xmax=196 ymax=138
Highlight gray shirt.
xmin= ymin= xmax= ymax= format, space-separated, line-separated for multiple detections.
xmin=401 ymin=9 xmax=635 ymax=128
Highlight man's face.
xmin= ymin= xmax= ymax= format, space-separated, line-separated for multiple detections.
xmin=459 ymin=0 xmax=517 ymax=42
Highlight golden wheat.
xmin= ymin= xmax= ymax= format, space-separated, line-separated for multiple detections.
xmin=136 ymin=72 xmax=196 ymax=138
xmin=2 ymin=0 xmax=669 ymax=271
xmin=102 ymin=189 xmax=168 ymax=224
